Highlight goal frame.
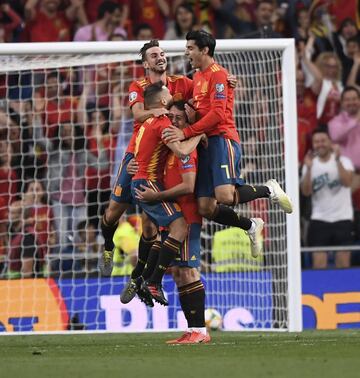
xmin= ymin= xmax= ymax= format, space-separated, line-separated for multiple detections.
xmin=0 ymin=39 xmax=302 ymax=332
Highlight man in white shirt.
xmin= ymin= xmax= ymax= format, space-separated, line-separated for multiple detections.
xmin=301 ymin=127 xmax=355 ymax=269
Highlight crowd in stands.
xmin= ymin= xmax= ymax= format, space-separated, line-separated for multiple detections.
xmin=0 ymin=0 xmax=360 ymax=278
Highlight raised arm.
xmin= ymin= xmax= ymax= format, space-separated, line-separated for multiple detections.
xmin=300 ymin=151 xmax=313 ymax=197
xmin=347 ymin=56 xmax=360 ymax=91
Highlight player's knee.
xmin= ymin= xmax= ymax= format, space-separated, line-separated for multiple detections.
xmin=142 ymin=218 xmax=157 ymax=238
xmin=198 ymin=203 xmax=215 ymax=219
xmin=105 ymin=201 xmax=127 ymax=224
xmin=176 ymin=268 xmax=200 ymax=286
xmin=216 ymin=191 xmax=234 ymax=206
xmin=169 ymin=217 xmax=188 ymax=241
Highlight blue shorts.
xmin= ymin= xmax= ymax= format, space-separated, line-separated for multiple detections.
xmin=131 ymin=179 xmax=183 ymax=227
xmin=196 ymin=136 xmax=244 ymax=198
xmin=161 ymin=223 xmax=201 ymax=268
xmin=111 ymin=152 xmax=134 ymax=204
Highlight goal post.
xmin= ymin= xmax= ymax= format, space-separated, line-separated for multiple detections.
xmin=0 ymin=39 xmax=302 ymax=334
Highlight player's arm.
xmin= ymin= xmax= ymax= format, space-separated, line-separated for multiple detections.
xmin=166 ymin=134 xmax=204 ymax=159
xmin=135 ymin=171 xmax=196 ymax=202
xmin=132 ymin=102 xmax=168 ymax=122
xmin=300 ymin=151 xmax=313 ymax=196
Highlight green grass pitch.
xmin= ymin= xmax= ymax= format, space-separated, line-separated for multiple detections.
xmin=1 ymin=331 xmax=360 ymax=378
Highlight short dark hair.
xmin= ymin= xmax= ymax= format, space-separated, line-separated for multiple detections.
xmin=139 ymin=39 xmax=160 ymax=62
xmin=144 ymin=81 xmax=166 ymax=108
xmin=134 ymin=23 xmax=154 ymax=37
xmin=97 ymin=1 xmax=120 ymax=20
xmin=171 ymin=100 xmax=186 ymax=112
xmin=312 ymin=125 xmax=329 ymax=138
xmin=256 ymin=0 xmax=274 ymax=9
xmin=186 ymin=30 xmax=216 ymax=57
xmin=346 ymin=36 xmax=360 ymax=46
xmin=341 ymin=85 xmax=360 ymax=101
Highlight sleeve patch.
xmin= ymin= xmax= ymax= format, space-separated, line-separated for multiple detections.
xmin=182 ymin=164 xmax=195 ymax=169
xmin=215 ymin=83 xmax=225 ymax=93
xmin=129 ymin=91 xmax=138 ymax=102
xmin=181 ymin=155 xmax=190 ymax=164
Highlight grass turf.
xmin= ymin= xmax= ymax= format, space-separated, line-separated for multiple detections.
xmin=1 ymin=331 xmax=360 ymax=378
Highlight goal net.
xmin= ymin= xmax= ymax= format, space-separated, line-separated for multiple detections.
xmin=0 ymin=40 xmax=301 ymax=334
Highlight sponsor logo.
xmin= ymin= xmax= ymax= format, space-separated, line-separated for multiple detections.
xmin=214 ymin=93 xmax=226 ymax=100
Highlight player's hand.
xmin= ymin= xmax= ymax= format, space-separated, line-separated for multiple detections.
xmin=134 ymin=185 xmax=159 ymax=202
xmin=200 ymin=133 xmax=208 ymax=148
xmin=126 ymin=158 xmax=138 ymax=175
xmin=227 ymin=74 xmax=238 ymax=89
xmin=162 ymin=126 xmax=185 ymax=142
xmin=185 ymin=103 xmax=196 ymax=124
xmin=152 ymin=108 xmax=168 ymax=118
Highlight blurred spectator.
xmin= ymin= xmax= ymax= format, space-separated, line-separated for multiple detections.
xmin=0 ymin=2 xmax=23 ymax=43
xmin=328 ymin=86 xmax=360 ymax=211
xmin=74 ymin=0 xmax=126 ymax=41
xmin=294 ymin=7 xmax=311 ymax=42
xmin=111 ymin=218 xmax=139 ymax=276
xmin=301 ymin=128 xmax=354 ymax=269
xmin=8 ymin=207 xmax=46 ymax=278
xmin=296 ymin=67 xmax=317 ymax=164
xmin=0 ymin=138 xmax=18 ymax=209
xmin=23 ymin=0 xmax=83 ymax=42
xmin=164 ymin=2 xmax=197 ymax=40
xmin=0 ymin=197 xmax=8 ymax=276
xmin=133 ymin=22 xmax=154 ymax=40
xmin=212 ymin=227 xmax=263 ymax=272
xmin=84 ymin=0 xmax=128 ymax=28
xmin=34 ymin=71 xmax=79 ymax=140
xmin=333 ymin=18 xmax=359 ymax=63
xmin=129 ymin=0 xmax=170 ymax=39
xmin=302 ymin=40 xmax=343 ymax=125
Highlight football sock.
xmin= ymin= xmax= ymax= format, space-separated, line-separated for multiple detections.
xmin=211 ymin=204 xmax=252 ymax=231
xmin=178 ymin=280 xmax=205 ymax=328
xmin=131 ymin=233 xmax=157 ymax=279
xmin=233 ymin=185 xmax=270 ymax=205
xmin=141 ymin=241 xmax=162 ymax=281
xmin=148 ymin=237 xmax=181 ymax=284
xmin=100 ymin=215 xmax=118 ymax=251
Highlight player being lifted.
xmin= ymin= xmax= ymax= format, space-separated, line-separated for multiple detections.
xmin=130 ymin=81 xmax=205 ymax=305
xmin=100 ymin=40 xmax=194 ymax=276
xmin=163 ymin=30 xmax=293 ymax=257
xmin=128 ymin=101 xmax=209 ymax=344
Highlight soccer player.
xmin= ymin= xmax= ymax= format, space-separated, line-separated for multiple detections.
xmin=130 ymin=81 xmax=205 ymax=306
xmin=100 ymin=39 xmax=194 ymax=276
xmin=133 ymin=101 xmax=209 ymax=344
xmin=163 ymin=30 xmax=293 ymax=257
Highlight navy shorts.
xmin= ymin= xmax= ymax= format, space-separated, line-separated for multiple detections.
xmin=111 ymin=152 xmax=134 ymax=204
xmin=162 ymin=223 xmax=201 ymax=268
xmin=131 ymin=179 xmax=183 ymax=227
xmin=196 ymin=136 xmax=244 ymax=198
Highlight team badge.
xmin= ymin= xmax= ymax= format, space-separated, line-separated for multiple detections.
xmin=181 ymin=155 xmax=190 ymax=164
xmin=215 ymin=83 xmax=225 ymax=93
xmin=129 ymin=91 xmax=137 ymax=102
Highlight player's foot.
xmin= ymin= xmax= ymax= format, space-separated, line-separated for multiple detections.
xmin=120 ymin=278 xmax=138 ymax=304
xmin=142 ymin=281 xmax=168 ymax=306
xmin=179 ymin=331 xmax=211 ymax=344
xmin=137 ymin=277 xmax=154 ymax=307
xmin=246 ymin=218 xmax=264 ymax=258
xmin=266 ymin=179 xmax=293 ymax=214
xmin=166 ymin=332 xmax=191 ymax=344
xmin=100 ymin=249 xmax=114 ymax=276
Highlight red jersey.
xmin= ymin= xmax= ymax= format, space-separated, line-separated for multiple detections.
xmin=126 ymin=75 xmax=194 ymax=154
xmin=183 ymin=63 xmax=240 ymax=143
xmin=163 ymin=151 xmax=202 ymax=225
xmin=132 ymin=116 xmax=172 ymax=182
xmin=25 ymin=10 xmax=72 ymax=42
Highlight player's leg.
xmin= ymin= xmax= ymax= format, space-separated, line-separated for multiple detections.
xmin=100 ymin=152 xmax=133 ymax=275
xmin=308 ymin=220 xmax=330 ymax=269
xmin=333 ymin=220 xmax=353 ymax=268
xmin=167 ymin=223 xmax=209 ymax=344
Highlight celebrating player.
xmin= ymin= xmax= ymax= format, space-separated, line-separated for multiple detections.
xmin=100 ymin=40 xmax=194 ymax=276
xmin=130 ymin=81 xmax=205 ymax=306
xmin=163 ymin=30 xmax=293 ymax=257
xmin=129 ymin=101 xmax=209 ymax=344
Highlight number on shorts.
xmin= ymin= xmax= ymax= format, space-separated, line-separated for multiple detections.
xmin=221 ymin=164 xmax=230 ymax=179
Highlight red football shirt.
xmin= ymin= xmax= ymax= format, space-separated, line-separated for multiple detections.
xmin=183 ymin=62 xmax=240 ymax=143
xmin=132 ymin=116 xmax=172 ymax=182
xmin=163 ymin=151 xmax=202 ymax=225
xmin=126 ymin=75 xmax=194 ymax=154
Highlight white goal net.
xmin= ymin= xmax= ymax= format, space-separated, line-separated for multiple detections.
xmin=0 ymin=40 xmax=301 ymax=334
